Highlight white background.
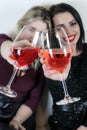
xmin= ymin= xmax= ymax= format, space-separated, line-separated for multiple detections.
xmin=0 ymin=0 xmax=87 ymax=42
xmin=0 ymin=0 xmax=87 ymax=116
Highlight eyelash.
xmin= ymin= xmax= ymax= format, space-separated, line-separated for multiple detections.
xmin=29 ymin=28 xmax=36 ymax=32
xmin=55 ymin=21 xmax=77 ymax=31
xmin=70 ymin=22 xmax=77 ymax=26
xmin=55 ymin=27 xmax=63 ymax=32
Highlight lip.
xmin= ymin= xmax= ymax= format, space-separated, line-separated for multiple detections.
xmin=63 ymin=34 xmax=76 ymax=43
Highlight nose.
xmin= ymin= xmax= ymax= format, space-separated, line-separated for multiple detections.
xmin=64 ymin=26 xmax=71 ymax=34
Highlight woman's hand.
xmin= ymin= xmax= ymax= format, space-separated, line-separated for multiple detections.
xmin=1 ymin=40 xmax=32 ymax=69
xmin=12 ymin=39 xmax=32 ymax=48
xmin=77 ymin=125 xmax=87 ymax=130
xmin=9 ymin=120 xmax=26 ymax=130
xmin=39 ymin=57 xmax=70 ymax=81
xmin=9 ymin=104 xmax=32 ymax=130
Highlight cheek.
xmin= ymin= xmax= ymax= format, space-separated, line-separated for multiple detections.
xmin=77 ymin=29 xmax=80 ymax=40
xmin=75 ymin=26 xmax=81 ymax=41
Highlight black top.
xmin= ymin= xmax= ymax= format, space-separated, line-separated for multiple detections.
xmin=0 ymin=122 xmax=15 ymax=130
xmin=46 ymin=43 xmax=87 ymax=129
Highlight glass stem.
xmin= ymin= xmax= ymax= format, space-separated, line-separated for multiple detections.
xmin=7 ymin=68 xmax=18 ymax=89
xmin=60 ymin=73 xmax=70 ymax=98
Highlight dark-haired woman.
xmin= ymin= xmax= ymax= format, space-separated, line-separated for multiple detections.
xmin=40 ymin=3 xmax=87 ymax=130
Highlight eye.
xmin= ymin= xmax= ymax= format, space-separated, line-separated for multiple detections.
xmin=70 ymin=21 xmax=77 ymax=26
xmin=56 ymin=27 xmax=62 ymax=31
xmin=28 ymin=26 xmax=36 ymax=32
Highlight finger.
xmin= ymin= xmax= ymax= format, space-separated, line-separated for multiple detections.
xmin=19 ymin=125 xmax=26 ymax=130
xmin=13 ymin=40 xmax=32 ymax=48
xmin=10 ymin=123 xmax=19 ymax=130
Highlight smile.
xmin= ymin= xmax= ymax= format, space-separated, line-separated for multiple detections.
xmin=63 ymin=34 xmax=76 ymax=43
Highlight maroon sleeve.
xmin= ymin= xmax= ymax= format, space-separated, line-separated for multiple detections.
xmin=0 ymin=34 xmax=12 ymax=45
xmin=24 ymin=67 xmax=45 ymax=112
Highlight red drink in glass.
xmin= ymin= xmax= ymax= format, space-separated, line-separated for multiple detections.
xmin=40 ymin=49 xmax=71 ymax=73
xmin=10 ymin=47 xmax=40 ymax=68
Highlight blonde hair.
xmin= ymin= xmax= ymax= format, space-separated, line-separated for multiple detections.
xmin=17 ymin=6 xmax=51 ymax=32
xmin=11 ymin=5 xmax=52 ymax=69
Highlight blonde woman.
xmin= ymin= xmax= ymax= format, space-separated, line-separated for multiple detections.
xmin=0 ymin=6 xmax=52 ymax=130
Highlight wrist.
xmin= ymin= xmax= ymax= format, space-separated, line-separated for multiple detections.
xmin=1 ymin=41 xmax=12 ymax=59
xmin=12 ymin=116 xmax=22 ymax=124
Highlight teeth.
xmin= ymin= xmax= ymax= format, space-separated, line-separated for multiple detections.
xmin=68 ymin=36 xmax=74 ymax=40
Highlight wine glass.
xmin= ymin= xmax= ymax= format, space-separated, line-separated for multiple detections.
xmin=0 ymin=26 xmax=40 ymax=97
xmin=40 ymin=27 xmax=80 ymax=105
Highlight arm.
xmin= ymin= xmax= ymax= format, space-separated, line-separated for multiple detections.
xmin=76 ymin=120 xmax=87 ymax=130
xmin=77 ymin=125 xmax=87 ymax=130
xmin=24 ymin=66 xmax=45 ymax=112
xmin=9 ymin=104 xmax=32 ymax=130
xmin=0 ymin=39 xmax=34 ymax=69
xmin=10 ymin=67 xmax=44 ymax=130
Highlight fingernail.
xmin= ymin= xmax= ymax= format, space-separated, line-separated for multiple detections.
xmin=10 ymin=48 xmax=13 ymax=52
xmin=14 ymin=61 xmax=17 ymax=65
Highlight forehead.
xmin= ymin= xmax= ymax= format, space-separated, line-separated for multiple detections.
xmin=27 ymin=20 xmax=47 ymax=32
xmin=53 ymin=12 xmax=74 ymax=25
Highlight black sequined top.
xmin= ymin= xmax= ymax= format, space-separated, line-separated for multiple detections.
xmin=46 ymin=43 xmax=87 ymax=129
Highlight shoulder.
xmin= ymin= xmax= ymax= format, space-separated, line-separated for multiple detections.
xmin=0 ymin=34 xmax=12 ymax=39
xmin=0 ymin=34 xmax=12 ymax=42
xmin=83 ymin=43 xmax=87 ymax=50
xmin=82 ymin=43 xmax=87 ymax=54
xmin=0 ymin=34 xmax=12 ymax=45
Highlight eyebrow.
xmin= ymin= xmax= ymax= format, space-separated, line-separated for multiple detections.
xmin=29 ymin=26 xmax=36 ymax=30
xmin=55 ymin=19 xmax=76 ymax=27
xmin=69 ymin=19 xmax=76 ymax=24
xmin=55 ymin=24 xmax=64 ymax=28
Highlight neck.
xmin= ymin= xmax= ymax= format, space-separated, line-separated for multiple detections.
xmin=72 ymin=49 xmax=82 ymax=56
